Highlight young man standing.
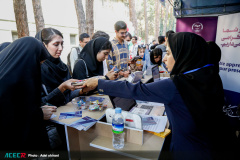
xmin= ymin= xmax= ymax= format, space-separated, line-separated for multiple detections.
xmin=107 ymin=21 xmax=130 ymax=77
xmin=70 ymin=33 xmax=90 ymax=72
xmin=156 ymin=36 xmax=166 ymax=52
xmin=125 ymin=32 xmax=132 ymax=50
xmin=130 ymin=36 xmax=138 ymax=59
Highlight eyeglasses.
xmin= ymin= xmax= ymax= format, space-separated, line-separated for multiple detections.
xmin=119 ymin=31 xmax=128 ymax=35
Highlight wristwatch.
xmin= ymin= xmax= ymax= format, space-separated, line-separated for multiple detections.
xmin=102 ymin=75 xmax=109 ymax=80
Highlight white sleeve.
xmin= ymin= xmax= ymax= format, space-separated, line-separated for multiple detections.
xmin=103 ymin=59 xmax=108 ymax=75
xmin=70 ymin=48 xmax=78 ymax=72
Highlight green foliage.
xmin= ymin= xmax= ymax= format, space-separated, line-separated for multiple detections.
xmin=136 ymin=0 xmax=176 ymax=42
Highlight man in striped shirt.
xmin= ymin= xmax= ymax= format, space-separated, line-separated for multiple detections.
xmin=107 ymin=21 xmax=130 ymax=77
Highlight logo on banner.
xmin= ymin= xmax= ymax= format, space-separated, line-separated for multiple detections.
xmin=4 ymin=153 xmax=26 ymax=158
xmin=192 ymin=22 xmax=203 ymax=33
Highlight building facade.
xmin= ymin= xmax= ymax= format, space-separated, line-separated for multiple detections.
xmin=0 ymin=0 xmax=131 ymax=63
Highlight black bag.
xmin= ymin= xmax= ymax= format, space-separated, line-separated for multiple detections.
xmin=67 ymin=47 xmax=81 ymax=75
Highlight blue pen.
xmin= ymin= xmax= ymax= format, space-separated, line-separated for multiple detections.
xmin=42 ymin=84 xmax=52 ymax=106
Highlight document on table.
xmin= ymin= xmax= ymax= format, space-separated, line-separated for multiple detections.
xmin=133 ymin=101 xmax=165 ymax=116
xmin=68 ymin=116 xmax=98 ymax=131
xmin=58 ymin=111 xmax=82 ymax=120
xmin=141 ymin=115 xmax=167 ymax=133
xmin=130 ymin=106 xmax=151 ymax=115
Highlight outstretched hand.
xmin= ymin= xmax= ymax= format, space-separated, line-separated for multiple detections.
xmin=58 ymin=79 xmax=83 ymax=92
xmin=82 ymin=78 xmax=99 ymax=91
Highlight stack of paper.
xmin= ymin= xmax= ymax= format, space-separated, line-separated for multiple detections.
xmin=141 ymin=115 xmax=167 ymax=133
xmin=58 ymin=111 xmax=82 ymax=120
xmin=68 ymin=116 xmax=98 ymax=131
xmin=129 ymin=101 xmax=167 ymax=133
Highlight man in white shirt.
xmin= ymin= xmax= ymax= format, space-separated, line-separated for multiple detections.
xmin=70 ymin=33 xmax=90 ymax=72
xmin=130 ymin=36 xmax=138 ymax=59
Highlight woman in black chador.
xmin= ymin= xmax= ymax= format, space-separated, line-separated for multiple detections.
xmin=0 ymin=37 xmax=55 ymax=150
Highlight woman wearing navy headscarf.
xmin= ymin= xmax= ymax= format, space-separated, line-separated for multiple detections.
xmin=83 ymin=32 xmax=237 ymax=160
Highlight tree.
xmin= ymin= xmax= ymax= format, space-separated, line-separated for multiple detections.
xmin=85 ymin=0 xmax=94 ymax=37
xmin=32 ymin=0 xmax=45 ymax=33
xmin=162 ymin=1 xmax=169 ymax=35
xmin=13 ymin=0 xmax=29 ymax=38
xmin=74 ymin=0 xmax=87 ymax=35
xmin=129 ymin=0 xmax=138 ymax=36
xmin=144 ymin=0 xmax=148 ymax=44
xmin=159 ymin=3 xmax=164 ymax=36
xmin=154 ymin=0 xmax=160 ymax=40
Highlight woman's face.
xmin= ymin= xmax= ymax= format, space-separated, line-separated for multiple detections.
xmin=139 ymin=48 xmax=144 ymax=58
xmin=96 ymin=49 xmax=110 ymax=62
xmin=163 ymin=43 xmax=175 ymax=72
xmin=154 ymin=55 xmax=161 ymax=63
xmin=44 ymin=35 xmax=64 ymax=58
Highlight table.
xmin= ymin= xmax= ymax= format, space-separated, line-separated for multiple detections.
xmin=51 ymin=92 xmax=164 ymax=160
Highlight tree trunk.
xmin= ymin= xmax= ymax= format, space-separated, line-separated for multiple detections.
xmin=159 ymin=3 xmax=163 ymax=36
xmin=169 ymin=6 xmax=173 ymax=31
xmin=74 ymin=0 xmax=86 ymax=35
xmin=85 ymin=0 xmax=94 ymax=37
xmin=154 ymin=0 xmax=160 ymax=40
xmin=32 ymin=0 xmax=45 ymax=33
xmin=144 ymin=0 xmax=148 ymax=44
xmin=129 ymin=0 xmax=138 ymax=36
xmin=162 ymin=1 xmax=169 ymax=36
xmin=13 ymin=0 xmax=29 ymax=38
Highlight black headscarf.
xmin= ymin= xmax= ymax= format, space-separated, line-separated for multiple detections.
xmin=169 ymin=32 xmax=225 ymax=130
xmin=0 ymin=37 xmax=50 ymax=150
xmin=35 ymin=31 xmax=71 ymax=92
xmin=79 ymin=37 xmax=109 ymax=76
xmin=0 ymin=42 xmax=11 ymax=52
xmin=150 ymin=48 xmax=162 ymax=65
xmin=169 ymin=32 xmax=238 ymax=158
xmin=207 ymin=41 xmax=221 ymax=73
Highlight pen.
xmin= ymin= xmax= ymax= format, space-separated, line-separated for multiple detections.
xmin=42 ymin=84 xmax=51 ymax=106
xmin=41 ymin=106 xmax=57 ymax=109
xmin=41 ymin=106 xmax=48 ymax=109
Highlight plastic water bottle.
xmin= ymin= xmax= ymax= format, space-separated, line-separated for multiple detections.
xmin=112 ymin=108 xmax=124 ymax=149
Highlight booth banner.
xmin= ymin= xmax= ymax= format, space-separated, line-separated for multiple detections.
xmin=215 ymin=12 xmax=240 ymax=106
xmin=176 ymin=17 xmax=218 ymax=41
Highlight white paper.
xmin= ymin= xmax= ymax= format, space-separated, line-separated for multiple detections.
xmin=50 ymin=114 xmax=57 ymax=119
xmin=141 ymin=115 xmax=167 ymax=133
xmin=130 ymin=107 xmax=151 ymax=115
